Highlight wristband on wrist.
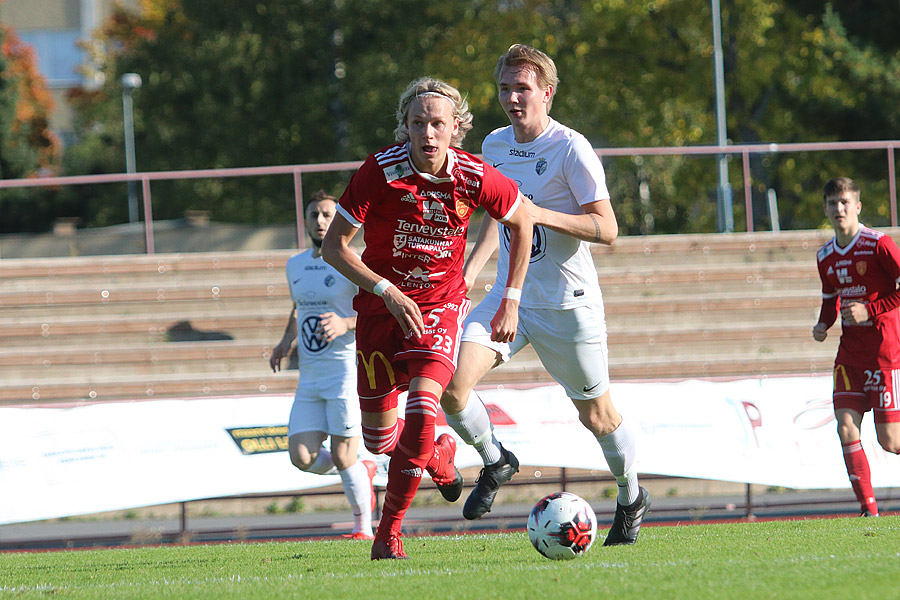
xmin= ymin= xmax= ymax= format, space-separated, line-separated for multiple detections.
xmin=373 ymin=278 xmax=393 ymax=297
xmin=503 ymin=287 xmax=522 ymax=301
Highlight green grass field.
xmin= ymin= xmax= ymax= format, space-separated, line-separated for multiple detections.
xmin=2 ymin=517 xmax=897 ymax=599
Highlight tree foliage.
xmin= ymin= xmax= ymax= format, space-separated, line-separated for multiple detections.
xmin=0 ymin=24 xmax=61 ymax=233
xmin=39 ymin=1 xmax=900 ymax=233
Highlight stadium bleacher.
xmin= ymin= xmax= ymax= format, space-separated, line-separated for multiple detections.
xmin=0 ymin=228 xmax=850 ymax=405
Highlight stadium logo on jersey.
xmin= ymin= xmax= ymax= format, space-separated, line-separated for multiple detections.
xmin=856 ymin=261 xmax=868 ymax=275
xmin=324 ymin=274 xmax=336 ymax=287
xmin=384 ymin=161 xmax=413 ymax=182
xmin=509 ymin=148 xmax=536 ymax=158
xmin=357 ymin=350 xmax=396 ymax=389
xmin=301 ymin=315 xmax=329 ymax=353
xmin=535 ymin=158 xmax=548 ymax=176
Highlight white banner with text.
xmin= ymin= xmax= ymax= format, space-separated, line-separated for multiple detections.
xmin=1 ymin=376 xmax=898 ymax=524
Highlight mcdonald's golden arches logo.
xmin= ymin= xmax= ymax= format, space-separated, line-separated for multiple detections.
xmin=834 ymin=364 xmax=851 ymax=391
xmin=357 ymin=350 xmax=396 ymax=389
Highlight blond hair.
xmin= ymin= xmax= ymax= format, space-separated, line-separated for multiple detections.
xmin=494 ymin=44 xmax=559 ymax=112
xmin=394 ymin=77 xmax=473 ymax=148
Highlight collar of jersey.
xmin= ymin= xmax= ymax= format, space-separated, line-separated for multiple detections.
xmin=407 ymin=143 xmax=456 ymax=184
xmin=833 ymin=225 xmax=864 ymax=255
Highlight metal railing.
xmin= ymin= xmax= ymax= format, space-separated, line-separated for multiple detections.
xmin=1 ymin=140 xmax=897 ymax=258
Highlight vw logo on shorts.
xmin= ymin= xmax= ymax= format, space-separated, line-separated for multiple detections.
xmin=301 ymin=315 xmax=329 ymax=353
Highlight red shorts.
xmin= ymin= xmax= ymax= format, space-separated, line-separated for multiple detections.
xmin=354 ymin=298 xmax=470 ymax=408
xmin=833 ymin=363 xmax=900 ymax=423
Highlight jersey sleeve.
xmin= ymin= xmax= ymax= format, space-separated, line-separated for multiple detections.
xmin=816 ymin=258 xmax=838 ymax=327
xmin=478 ymin=162 xmax=521 ymax=223
xmin=867 ymin=235 xmax=900 ymax=318
xmin=337 ymin=154 xmax=379 ymax=228
xmin=564 ymin=133 xmax=610 ymax=206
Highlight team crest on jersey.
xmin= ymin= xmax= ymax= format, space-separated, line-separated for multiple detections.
xmin=324 ymin=274 xmax=335 ymax=287
xmin=394 ymin=234 xmax=407 ymax=250
xmin=384 ymin=161 xmax=413 ymax=182
xmin=456 ymin=198 xmax=471 ymax=217
xmin=535 ymin=158 xmax=548 ymax=176
xmin=857 ymin=261 xmax=868 ymax=275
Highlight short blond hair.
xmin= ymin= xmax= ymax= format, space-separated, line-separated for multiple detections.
xmin=394 ymin=77 xmax=473 ymax=148
xmin=494 ymin=44 xmax=559 ymax=112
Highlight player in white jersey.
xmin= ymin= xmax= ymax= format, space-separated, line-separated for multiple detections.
xmin=440 ymin=44 xmax=650 ymax=545
xmin=269 ymin=191 xmax=376 ymax=540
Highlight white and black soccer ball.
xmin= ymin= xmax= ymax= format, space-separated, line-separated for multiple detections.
xmin=527 ymin=492 xmax=597 ymax=560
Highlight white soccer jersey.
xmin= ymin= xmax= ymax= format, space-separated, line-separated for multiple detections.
xmin=285 ymin=250 xmax=358 ymax=371
xmin=482 ymin=118 xmax=610 ymax=309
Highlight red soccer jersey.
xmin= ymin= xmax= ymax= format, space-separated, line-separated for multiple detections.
xmin=816 ymin=225 xmax=900 ymax=368
xmin=337 ymin=143 xmax=521 ymax=315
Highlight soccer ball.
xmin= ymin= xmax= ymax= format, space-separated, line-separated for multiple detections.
xmin=527 ymin=492 xmax=597 ymax=560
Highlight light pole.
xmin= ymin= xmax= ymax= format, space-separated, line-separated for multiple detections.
xmin=711 ymin=0 xmax=734 ymax=233
xmin=121 ymin=73 xmax=142 ymax=224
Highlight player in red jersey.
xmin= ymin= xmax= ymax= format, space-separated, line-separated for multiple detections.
xmin=322 ymin=77 xmax=532 ymax=559
xmin=813 ymin=177 xmax=900 ymax=517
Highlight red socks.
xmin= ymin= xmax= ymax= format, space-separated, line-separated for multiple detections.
xmin=842 ymin=440 xmax=878 ymax=515
xmin=376 ymin=391 xmax=440 ymax=538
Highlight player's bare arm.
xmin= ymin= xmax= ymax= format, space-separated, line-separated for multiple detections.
xmin=490 ymin=195 xmax=532 ymax=343
xmin=527 ymin=197 xmax=618 ymax=245
xmin=322 ymin=213 xmax=425 ymax=339
xmin=270 ymin=307 xmax=298 ymax=372
xmin=462 ymin=212 xmax=501 ymax=292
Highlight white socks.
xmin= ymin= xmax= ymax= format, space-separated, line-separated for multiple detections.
xmin=305 ymin=448 xmax=339 ymax=475
xmin=339 ymin=461 xmax=373 ymax=535
xmin=596 ymin=417 xmax=640 ymax=505
xmin=444 ymin=391 xmax=503 ymax=465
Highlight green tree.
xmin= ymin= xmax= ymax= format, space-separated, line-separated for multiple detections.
xmin=63 ymin=0 xmax=470 ymax=227
xmin=56 ymin=0 xmax=900 ymax=234
xmin=432 ymin=0 xmax=900 ymax=234
xmin=0 ymin=24 xmax=61 ymax=233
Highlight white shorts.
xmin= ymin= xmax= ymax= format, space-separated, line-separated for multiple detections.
xmin=461 ymin=292 xmax=610 ymax=400
xmin=288 ymin=370 xmax=361 ymax=438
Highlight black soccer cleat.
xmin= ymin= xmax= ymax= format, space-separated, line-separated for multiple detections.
xmin=462 ymin=445 xmax=519 ymax=520
xmin=603 ymin=486 xmax=651 ymax=546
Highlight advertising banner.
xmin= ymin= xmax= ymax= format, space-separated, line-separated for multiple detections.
xmin=1 ymin=377 xmax=896 ymax=524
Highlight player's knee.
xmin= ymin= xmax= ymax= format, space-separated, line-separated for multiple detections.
xmin=440 ymin=385 xmax=467 ymax=414
xmin=289 ymin=448 xmax=316 ymax=471
xmin=877 ymin=437 xmax=900 ymax=455
xmin=331 ymin=448 xmax=356 ymax=470
xmin=579 ymin=412 xmax=616 ymax=437
xmin=836 ymin=423 xmax=858 ymax=443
